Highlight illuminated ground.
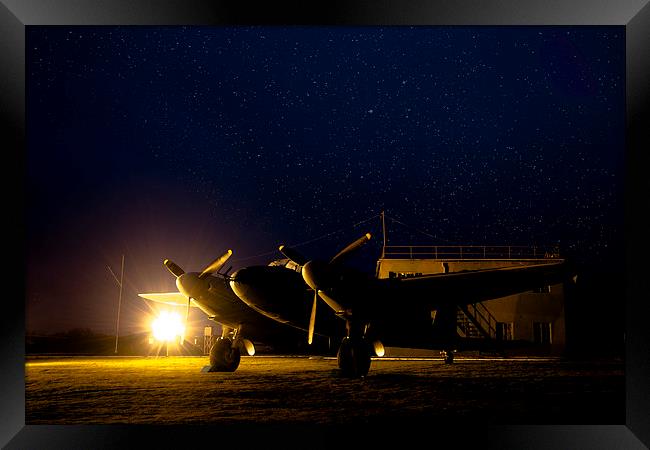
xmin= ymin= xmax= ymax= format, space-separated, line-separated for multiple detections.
xmin=25 ymin=355 xmax=624 ymax=425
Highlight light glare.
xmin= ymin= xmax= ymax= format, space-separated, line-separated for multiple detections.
xmin=151 ymin=311 xmax=185 ymax=342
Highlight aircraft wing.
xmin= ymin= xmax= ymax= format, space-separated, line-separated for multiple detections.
xmin=138 ymin=292 xmax=199 ymax=307
xmin=378 ymin=260 xmax=567 ymax=308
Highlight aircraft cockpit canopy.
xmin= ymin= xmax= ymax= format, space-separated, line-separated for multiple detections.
xmin=268 ymin=258 xmax=301 ymax=272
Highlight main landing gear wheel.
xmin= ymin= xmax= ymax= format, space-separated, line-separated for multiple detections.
xmin=209 ymin=337 xmax=241 ymax=372
xmin=337 ymin=337 xmax=371 ymax=378
xmin=442 ymin=349 xmax=455 ymax=364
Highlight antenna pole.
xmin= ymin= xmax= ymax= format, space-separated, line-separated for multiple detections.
xmin=381 ymin=211 xmax=387 ymax=258
xmin=114 ymin=254 xmax=124 ymax=354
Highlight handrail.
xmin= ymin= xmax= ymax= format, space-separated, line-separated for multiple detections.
xmin=381 ymin=245 xmax=560 ymax=260
xmin=472 ymin=303 xmax=497 ymax=337
xmin=460 ymin=303 xmax=498 ymax=339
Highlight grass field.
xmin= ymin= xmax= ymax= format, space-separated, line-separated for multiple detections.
xmin=25 ymin=355 xmax=624 ymax=425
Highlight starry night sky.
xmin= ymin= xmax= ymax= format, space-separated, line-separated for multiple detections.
xmin=26 ymin=26 xmax=625 ymax=335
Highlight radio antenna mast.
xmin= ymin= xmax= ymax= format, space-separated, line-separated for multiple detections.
xmin=108 ymin=255 xmax=125 ymax=354
xmin=381 ymin=211 xmax=387 ymax=258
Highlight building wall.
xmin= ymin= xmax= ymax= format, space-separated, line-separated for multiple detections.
xmin=486 ymin=285 xmax=565 ymax=354
xmin=376 ymin=258 xmax=566 ymax=355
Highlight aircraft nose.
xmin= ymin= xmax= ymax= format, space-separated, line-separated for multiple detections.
xmin=230 ymin=265 xmax=312 ymax=325
xmin=230 ymin=267 xmax=250 ymax=284
xmin=229 ymin=266 xmax=280 ymax=313
xmin=229 ymin=267 xmax=261 ymax=301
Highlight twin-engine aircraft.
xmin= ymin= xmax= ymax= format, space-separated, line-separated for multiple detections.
xmin=138 ymin=250 xmax=339 ymax=372
xmin=230 ymin=233 xmax=568 ymax=377
xmin=140 ymin=233 xmax=568 ymax=377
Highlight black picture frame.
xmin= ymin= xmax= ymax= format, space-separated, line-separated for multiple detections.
xmin=3 ymin=1 xmax=649 ymax=448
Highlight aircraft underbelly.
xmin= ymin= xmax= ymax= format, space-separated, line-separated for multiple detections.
xmin=193 ymin=287 xmax=317 ymax=343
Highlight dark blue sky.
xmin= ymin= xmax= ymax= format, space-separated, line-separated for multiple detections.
xmin=26 ymin=26 xmax=624 ymax=334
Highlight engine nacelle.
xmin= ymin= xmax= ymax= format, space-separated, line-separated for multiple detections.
xmin=236 ymin=338 xmax=256 ymax=356
xmin=372 ymin=340 xmax=385 ymax=357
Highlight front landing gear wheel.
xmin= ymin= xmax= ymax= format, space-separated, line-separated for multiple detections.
xmin=337 ymin=337 xmax=371 ymax=378
xmin=209 ymin=337 xmax=241 ymax=372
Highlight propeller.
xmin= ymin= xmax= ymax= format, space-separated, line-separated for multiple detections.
xmin=329 ymin=233 xmax=372 ymax=265
xmin=199 ymin=250 xmax=233 ymax=279
xmin=182 ymin=297 xmax=191 ymax=344
xmin=279 ymin=233 xmax=372 ymax=344
xmin=163 ymin=259 xmax=185 ymax=277
xmin=278 ymin=245 xmax=308 ymax=266
xmin=308 ymin=289 xmax=318 ymax=345
xmin=162 ymin=250 xmax=233 ymax=344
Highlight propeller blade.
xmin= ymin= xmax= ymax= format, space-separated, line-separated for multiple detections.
xmin=278 ymin=245 xmax=308 ymax=266
xmin=163 ymin=259 xmax=185 ymax=278
xmin=329 ymin=233 xmax=372 ymax=265
xmin=199 ymin=250 xmax=233 ymax=279
xmin=182 ymin=297 xmax=191 ymax=344
xmin=308 ymin=290 xmax=318 ymax=345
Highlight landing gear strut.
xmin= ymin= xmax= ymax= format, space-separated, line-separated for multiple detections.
xmin=337 ymin=337 xmax=371 ymax=377
xmin=337 ymin=320 xmax=372 ymax=378
xmin=208 ymin=337 xmax=241 ymax=372
xmin=208 ymin=326 xmax=240 ymax=372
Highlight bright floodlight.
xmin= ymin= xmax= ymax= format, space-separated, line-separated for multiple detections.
xmin=151 ymin=311 xmax=185 ymax=342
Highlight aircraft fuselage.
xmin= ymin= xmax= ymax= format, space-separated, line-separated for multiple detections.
xmin=176 ymin=271 xmax=313 ymax=344
xmin=229 ymin=265 xmax=343 ymax=341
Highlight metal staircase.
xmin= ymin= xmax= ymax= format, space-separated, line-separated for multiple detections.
xmin=456 ymin=303 xmax=497 ymax=340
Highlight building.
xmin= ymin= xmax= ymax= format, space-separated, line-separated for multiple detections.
xmin=375 ymin=244 xmax=566 ymax=356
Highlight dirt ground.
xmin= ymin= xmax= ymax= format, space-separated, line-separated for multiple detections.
xmin=25 ymin=355 xmax=624 ymax=425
